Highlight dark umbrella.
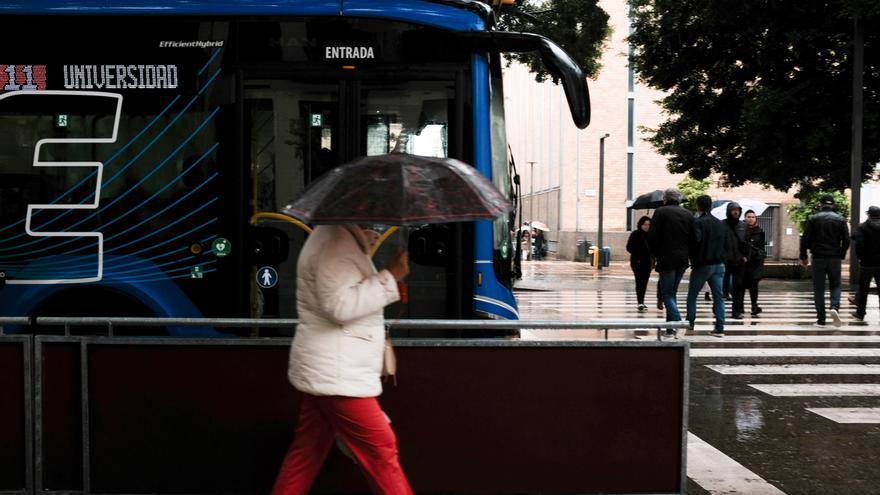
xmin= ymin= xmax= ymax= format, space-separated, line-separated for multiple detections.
xmin=630 ymin=190 xmax=666 ymax=210
xmin=281 ymin=154 xmax=512 ymax=225
xmin=631 ymin=189 xmax=688 ymax=210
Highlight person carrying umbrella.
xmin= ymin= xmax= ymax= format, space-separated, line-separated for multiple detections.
xmin=648 ymin=188 xmax=694 ymax=336
xmin=272 ymin=226 xmax=413 ymax=494
xmin=272 ymin=154 xmax=511 ymax=494
xmin=626 ymin=215 xmax=654 ymax=312
xmin=533 ymin=228 xmax=546 ymax=260
xmin=722 ymin=202 xmax=748 ymax=319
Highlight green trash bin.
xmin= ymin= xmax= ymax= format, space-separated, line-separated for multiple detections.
xmin=575 ymin=240 xmax=591 ymax=262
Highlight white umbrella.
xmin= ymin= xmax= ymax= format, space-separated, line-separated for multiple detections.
xmin=711 ymin=200 xmax=769 ymax=220
xmin=530 ymin=221 xmax=550 ymax=231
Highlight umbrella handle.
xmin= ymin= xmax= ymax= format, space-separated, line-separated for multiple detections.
xmin=397 ymin=225 xmax=409 ymax=304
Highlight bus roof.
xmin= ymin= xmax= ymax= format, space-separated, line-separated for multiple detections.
xmin=0 ymin=0 xmax=489 ymax=31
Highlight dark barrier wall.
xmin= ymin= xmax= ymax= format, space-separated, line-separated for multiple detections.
xmin=37 ymin=338 xmax=687 ymax=494
xmin=38 ymin=342 xmax=83 ymax=491
xmin=0 ymin=338 xmax=27 ymax=492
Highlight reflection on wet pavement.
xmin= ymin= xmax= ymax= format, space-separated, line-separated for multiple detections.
xmin=734 ymin=396 xmax=765 ymax=442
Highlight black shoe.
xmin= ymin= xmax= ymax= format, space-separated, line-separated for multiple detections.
xmin=710 ymin=330 xmax=724 ymax=338
xmin=657 ymin=300 xmax=664 ymax=310
xmin=732 ymin=312 xmax=743 ymax=319
xmin=813 ymin=320 xmax=826 ymax=328
xmin=665 ymin=328 xmax=678 ymax=339
xmin=704 ymin=292 xmax=711 ymax=301
xmin=751 ymin=306 xmax=762 ymax=316
xmin=851 ymin=312 xmax=865 ymax=322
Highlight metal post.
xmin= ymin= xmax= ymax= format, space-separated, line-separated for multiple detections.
xmin=528 ymin=161 xmax=536 ymax=223
xmin=598 ymin=134 xmax=610 ymax=270
xmin=558 ymin=90 xmax=564 ymax=234
xmin=575 ymin=130 xmax=581 ymax=232
xmin=850 ymin=12 xmax=864 ymax=285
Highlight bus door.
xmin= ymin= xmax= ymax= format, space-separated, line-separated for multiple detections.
xmin=245 ymin=80 xmax=339 ymax=320
xmin=244 ymin=77 xmax=462 ymax=323
xmin=358 ymin=81 xmax=458 ymax=322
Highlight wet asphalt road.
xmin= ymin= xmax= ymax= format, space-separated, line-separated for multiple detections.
xmin=514 ymin=261 xmax=880 ymax=495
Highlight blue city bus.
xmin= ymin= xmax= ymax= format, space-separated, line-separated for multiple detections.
xmin=0 ymin=0 xmax=589 ymax=334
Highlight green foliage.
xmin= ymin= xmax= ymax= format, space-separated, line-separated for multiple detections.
xmin=627 ymin=0 xmax=880 ymax=191
xmin=786 ymin=190 xmax=850 ymax=233
xmin=676 ymin=175 xmax=711 ymax=212
xmin=496 ymin=0 xmax=611 ymax=81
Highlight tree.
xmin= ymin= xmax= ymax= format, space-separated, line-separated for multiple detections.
xmin=496 ymin=0 xmax=611 ymax=81
xmin=676 ymin=175 xmax=711 ymax=212
xmin=628 ymin=0 xmax=880 ymax=191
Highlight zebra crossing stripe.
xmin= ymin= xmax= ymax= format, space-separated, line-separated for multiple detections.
xmin=691 ymin=348 xmax=880 ymax=357
xmin=687 ymin=432 xmax=787 ymax=494
xmin=749 ymin=384 xmax=880 ymax=396
xmin=806 ymin=408 xmax=880 ymax=423
xmin=690 ymin=336 xmax=880 ymax=343
xmin=695 ymin=330 xmax=878 ymax=334
xmin=707 ymin=364 xmax=880 ymax=375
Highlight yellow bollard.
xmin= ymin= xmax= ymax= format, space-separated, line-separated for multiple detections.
xmin=588 ymin=246 xmax=599 ymax=267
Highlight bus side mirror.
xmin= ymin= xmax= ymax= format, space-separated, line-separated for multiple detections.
xmin=408 ymin=225 xmax=451 ymax=267
xmin=461 ymin=31 xmax=590 ymax=129
xmin=248 ymin=226 xmax=290 ymax=266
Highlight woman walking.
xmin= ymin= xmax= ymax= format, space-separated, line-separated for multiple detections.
xmin=743 ymin=210 xmax=766 ymax=316
xmin=626 ymin=216 xmax=654 ymax=312
xmin=272 ymin=224 xmax=413 ymax=495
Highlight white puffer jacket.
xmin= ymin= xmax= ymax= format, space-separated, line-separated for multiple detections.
xmin=287 ymin=225 xmax=400 ymax=397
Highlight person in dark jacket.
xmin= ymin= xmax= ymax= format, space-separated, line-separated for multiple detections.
xmin=686 ymin=195 xmax=729 ymax=336
xmin=800 ymin=194 xmax=850 ymax=327
xmin=533 ymin=229 xmax=546 ymax=260
xmin=852 ymin=205 xmax=880 ymax=322
xmin=743 ymin=210 xmax=767 ymax=316
xmin=648 ymin=188 xmax=694 ymax=336
xmin=723 ymin=202 xmax=748 ymax=319
xmin=627 ymin=216 xmax=654 ymax=312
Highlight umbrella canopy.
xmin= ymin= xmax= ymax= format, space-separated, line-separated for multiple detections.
xmin=530 ymin=221 xmax=550 ymax=231
xmin=631 ymin=190 xmax=666 ymax=210
xmin=281 ymin=154 xmax=512 ymax=225
xmin=711 ymin=200 xmax=769 ymax=220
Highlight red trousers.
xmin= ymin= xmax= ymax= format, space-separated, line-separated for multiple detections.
xmin=271 ymin=394 xmax=413 ymax=495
